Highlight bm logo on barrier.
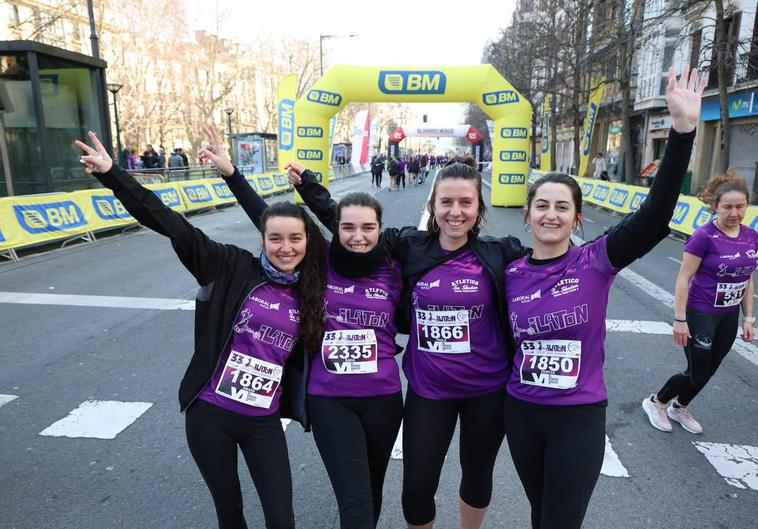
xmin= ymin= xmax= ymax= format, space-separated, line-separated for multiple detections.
xmin=278 ymin=99 xmax=294 ymax=150
xmin=482 ymin=90 xmax=519 ymax=106
xmin=378 ymin=71 xmax=446 ymax=95
xmin=307 ymin=89 xmax=342 ymax=106
xmin=0 ymin=226 xmax=6 ymax=242
xmin=184 ymin=184 xmax=212 ymax=204
xmin=609 ymin=189 xmax=629 ymax=208
xmin=500 ymin=150 xmax=527 ymax=162
xmin=593 ymin=185 xmax=610 ymax=202
xmin=693 ymin=206 xmax=715 ymax=229
xmin=153 ymin=189 xmax=181 ymax=208
xmin=14 ymin=201 xmax=86 ymax=234
xmin=259 ymin=177 xmax=274 ymax=191
xmin=671 ymin=201 xmax=690 ymax=224
xmin=92 ymin=195 xmax=131 ymax=220
xmin=297 ymin=126 xmax=323 ymax=138
xmin=212 ymin=182 xmax=234 ymax=200
xmin=245 ymin=178 xmax=258 ymax=192
xmin=581 ymin=183 xmax=594 ymax=197
xmin=498 ymin=174 xmax=526 ymax=185
xmin=297 ymin=149 xmax=323 ymax=161
xmin=500 ymin=127 xmax=528 ymax=139
xmin=630 ymin=192 xmax=648 ymax=211
xmin=273 ymin=174 xmax=288 ymax=187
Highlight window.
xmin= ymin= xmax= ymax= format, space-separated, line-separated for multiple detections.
xmin=749 ymin=2 xmax=758 ymax=79
xmin=690 ymin=29 xmax=702 ymax=71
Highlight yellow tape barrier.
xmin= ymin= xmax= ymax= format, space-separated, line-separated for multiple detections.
xmin=528 ymin=172 xmax=758 ymax=236
xmin=0 ymin=172 xmax=292 ymax=253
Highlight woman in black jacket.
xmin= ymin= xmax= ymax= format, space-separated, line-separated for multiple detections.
xmin=76 ymin=131 xmax=327 ymax=529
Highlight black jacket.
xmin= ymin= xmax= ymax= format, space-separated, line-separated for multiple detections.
xmin=293 ymin=170 xmax=528 ymax=356
xmin=91 ymin=166 xmax=311 ymax=427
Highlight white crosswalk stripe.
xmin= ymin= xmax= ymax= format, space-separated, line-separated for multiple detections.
xmin=39 ymin=400 xmax=153 ymax=440
xmin=693 ymin=442 xmax=758 ymax=490
xmin=0 ymin=394 xmax=18 ymax=408
xmin=601 ymin=435 xmax=629 ymax=477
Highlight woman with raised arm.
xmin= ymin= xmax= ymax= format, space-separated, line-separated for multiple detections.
xmin=289 ymin=157 xmax=525 ymax=529
xmin=502 ymin=66 xmax=704 ymax=529
xmin=75 ymin=131 xmax=327 ymax=529
xmin=642 ymin=170 xmax=757 ymax=434
xmin=201 ymin=126 xmax=404 ymax=529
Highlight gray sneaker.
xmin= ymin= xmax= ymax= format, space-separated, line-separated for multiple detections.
xmin=667 ymin=403 xmax=703 ymax=434
xmin=642 ymin=394 xmax=672 ymax=432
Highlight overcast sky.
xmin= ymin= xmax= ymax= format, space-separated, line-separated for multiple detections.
xmin=184 ymin=0 xmax=517 ymax=142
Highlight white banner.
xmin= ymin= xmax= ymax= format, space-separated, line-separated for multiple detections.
xmin=351 ymin=110 xmax=370 ymax=171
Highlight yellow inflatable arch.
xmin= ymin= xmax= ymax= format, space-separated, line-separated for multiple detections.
xmin=281 ymin=65 xmax=532 ymax=206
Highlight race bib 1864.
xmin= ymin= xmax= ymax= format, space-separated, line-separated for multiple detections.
xmin=321 ymin=329 xmax=378 ymax=375
xmin=416 ymin=309 xmax=471 ymax=353
xmin=715 ymin=280 xmax=749 ymax=308
xmin=215 ymin=351 xmax=282 ymax=409
xmin=519 ymin=339 xmax=581 ymax=390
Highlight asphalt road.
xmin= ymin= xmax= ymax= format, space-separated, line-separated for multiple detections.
xmin=1 ymin=170 xmax=756 ymax=529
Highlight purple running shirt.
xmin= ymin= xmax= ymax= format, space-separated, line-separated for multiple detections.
xmin=199 ymin=283 xmax=300 ymax=416
xmin=403 ymin=248 xmax=508 ymax=399
xmin=308 ymin=255 xmax=403 ymax=397
xmin=505 ymin=236 xmax=618 ymax=405
xmin=685 ymin=221 xmax=758 ymax=313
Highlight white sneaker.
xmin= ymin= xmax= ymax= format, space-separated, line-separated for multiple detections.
xmin=667 ymin=403 xmax=703 ymax=434
xmin=642 ymin=394 xmax=672 ymax=432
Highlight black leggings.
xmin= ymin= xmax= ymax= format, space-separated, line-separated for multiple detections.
xmin=308 ymin=392 xmax=403 ymax=529
xmin=401 ymin=386 xmax=506 ymax=526
xmin=504 ymin=395 xmax=606 ymax=529
xmin=185 ymin=400 xmax=294 ymax=529
xmin=657 ymin=307 xmax=738 ymax=405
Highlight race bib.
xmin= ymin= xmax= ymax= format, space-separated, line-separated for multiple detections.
xmin=215 ymin=350 xmax=282 ymax=409
xmin=416 ymin=309 xmax=471 ymax=353
xmin=714 ymin=280 xmax=749 ymax=307
xmin=519 ymin=339 xmax=581 ymax=390
xmin=321 ymin=329 xmax=378 ymax=375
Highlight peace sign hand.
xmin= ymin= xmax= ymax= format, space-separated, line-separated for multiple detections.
xmin=74 ymin=131 xmax=113 ymax=174
xmin=666 ymin=65 xmax=707 ymax=134
xmin=199 ymin=124 xmax=234 ymax=177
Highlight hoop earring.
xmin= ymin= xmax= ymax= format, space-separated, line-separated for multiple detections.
xmin=524 ymin=223 xmax=532 ymax=233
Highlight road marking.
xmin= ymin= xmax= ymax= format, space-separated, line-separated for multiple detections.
xmin=583 ymin=217 xmax=596 ymax=224
xmin=601 ymin=435 xmax=629 ymax=477
xmin=0 ymin=394 xmax=18 ymax=408
xmin=0 ymin=291 xmax=195 ymax=311
xmin=391 ymin=423 xmax=403 ymax=460
xmin=417 ymin=170 xmax=438 ymax=230
xmin=667 ymin=256 xmax=682 ymax=264
xmin=39 ymin=400 xmax=153 ymax=440
xmin=693 ymin=442 xmax=758 ymax=490
xmin=606 ymin=320 xmax=672 ymax=334
xmin=281 ymin=418 xmax=291 ymax=431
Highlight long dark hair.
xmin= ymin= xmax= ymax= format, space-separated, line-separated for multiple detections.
xmin=260 ymin=202 xmax=327 ymax=353
xmin=425 ymin=156 xmax=485 ymax=233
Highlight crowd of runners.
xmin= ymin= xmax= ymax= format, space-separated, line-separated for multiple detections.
xmin=74 ymin=66 xmax=755 ymax=529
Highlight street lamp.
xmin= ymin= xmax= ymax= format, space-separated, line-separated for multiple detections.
xmin=224 ymin=108 xmax=234 ymax=158
xmin=319 ymin=34 xmax=358 ymax=76
xmin=106 ymin=83 xmax=123 ymax=168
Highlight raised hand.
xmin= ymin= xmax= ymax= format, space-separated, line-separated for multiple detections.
xmin=74 ymin=131 xmax=113 ymax=174
xmin=199 ymin=124 xmax=234 ymax=177
xmin=666 ymin=65 xmax=706 ymax=134
xmin=285 ymin=161 xmax=306 ymax=185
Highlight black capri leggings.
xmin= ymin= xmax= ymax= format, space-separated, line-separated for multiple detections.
xmin=657 ymin=306 xmax=739 ymax=406
xmin=185 ymin=400 xmax=294 ymax=529
xmin=401 ymin=386 xmax=506 ymax=526
xmin=309 ymin=392 xmax=403 ymax=529
xmin=504 ymin=395 xmax=606 ymax=529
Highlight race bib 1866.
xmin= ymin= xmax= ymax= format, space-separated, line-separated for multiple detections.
xmin=416 ymin=309 xmax=470 ymax=354
xmin=321 ymin=329 xmax=378 ymax=375
xmin=215 ymin=350 xmax=282 ymax=409
xmin=715 ymin=280 xmax=749 ymax=307
xmin=519 ymin=339 xmax=581 ymax=390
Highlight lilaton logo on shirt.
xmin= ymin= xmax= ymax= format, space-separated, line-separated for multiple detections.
xmin=365 ymin=288 xmax=389 ymax=300
xmin=327 ymin=284 xmax=356 ymax=295
xmin=512 ymin=289 xmax=542 ymax=304
xmin=416 ymin=279 xmax=440 ymax=290
xmin=451 ymin=279 xmax=480 ymax=293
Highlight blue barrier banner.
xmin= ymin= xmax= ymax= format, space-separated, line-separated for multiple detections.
xmin=13 ymin=201 xmax=87 ymax=235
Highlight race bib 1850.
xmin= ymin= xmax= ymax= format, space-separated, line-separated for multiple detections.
xmin=321 ymin=329 xmax=378 ymax=374
xmin=416 ymin=309 xmax=470 ymax=353
xmin=215 ymin=351 xmax=282 ymax=409
xmin=519 ymin=339 xmax=581 ymax=389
